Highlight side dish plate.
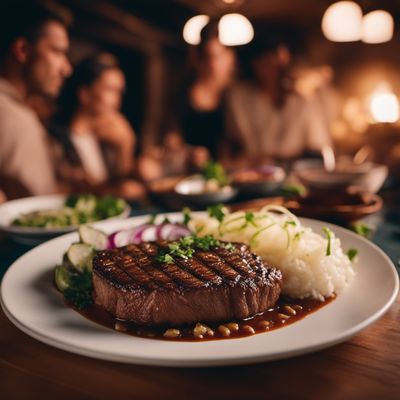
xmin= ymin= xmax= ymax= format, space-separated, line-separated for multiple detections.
xmin=0 ymin=195 xmax=131 ymax=245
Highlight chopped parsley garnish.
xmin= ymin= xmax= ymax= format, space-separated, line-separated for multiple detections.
xmin=294 ymin=231 xmax=305 ymax=241
xmin=202 ymin=161 xmax=229 ymax=186
xmin=148 ymin=214 xmax=157 ymax=224
xmin=157 ymin=253 xmax=174 ymax=264
xmin=207 ymin=204 xmax=226 ymax=222
xmin=351 ymin=222 xmax=373 ymax=239
xmin=244 ymin=211 xmax=257 ymax=227
xmin=63 ymin=269 xmax=93 ymax=310
xmin=182 ymin=207 xmax=192 ymax=226
xmin=283 ymin=220 xmax=296 ymax=228
xmin=156 ymin=235 xmax=234 ymax=264
xmin=347 ymin=248 xmax=358 ymax=262
xmin=323 ymin=227 xmax=334 ymax=256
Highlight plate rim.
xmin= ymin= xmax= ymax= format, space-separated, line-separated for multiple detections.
xmin=1 ymin=213 xmax=398 ymax=367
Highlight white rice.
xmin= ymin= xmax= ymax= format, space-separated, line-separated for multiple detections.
xmin=190 ymin=206 xmax=355 ymax=300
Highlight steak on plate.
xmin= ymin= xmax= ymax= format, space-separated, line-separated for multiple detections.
xmin=92 ymin=240 xmax=282 ymax=326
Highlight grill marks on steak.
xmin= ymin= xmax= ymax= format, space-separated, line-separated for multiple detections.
xmin=95 ymin=242 xmax=259 ymax=290
xmin=92 ymin=240 xmax=282 ymax=326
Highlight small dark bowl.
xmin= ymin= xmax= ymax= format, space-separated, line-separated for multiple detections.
xmin=146 ymin=176 xmax=186 ymax=211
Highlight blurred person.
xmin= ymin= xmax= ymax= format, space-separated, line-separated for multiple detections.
xmin=0 ymin=1 xmax=72 ymax=198
xmin=51 ymin=53 xmax=144 ymax=199
xmin=179 ymin=21 xmax=236 ymax=159
xmin=0 ymin=189 xmax=6 ymax=204
xmin=225 ymin=37 xmax=331 ymax=164
xmin=293 ymin=64 xmax=340 ymax=135
xmin=139 ymin=21 xmax=237 ymax=181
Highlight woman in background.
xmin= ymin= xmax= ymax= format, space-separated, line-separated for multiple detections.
xmin=51 ymin=53 xmax=144 ymax=199
xmin=139 ymin=21 xmax=237 ymax=181
xmin=226 ymin=37 xmax=331 ymax=165
xmin=178 ymin=20 xmax=237 ymax=159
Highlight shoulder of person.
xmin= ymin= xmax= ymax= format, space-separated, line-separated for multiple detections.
xmin=0 ymin=94 xmax=43 ymax=136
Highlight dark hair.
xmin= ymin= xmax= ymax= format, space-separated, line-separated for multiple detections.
xmin=54 ymin=53 xmax=120 ymax=125
xmin=50 ymin=53 xmax=121 ymax=165
xmin=243 ymin=36 xmax=285 ymax=61
xmin=0 ymin=0 xmax=70 ymax=62
xmin=239 ymin=32 xmax=294 ymax=109
xmin=197 ymin=20 xmax=222 ymax=57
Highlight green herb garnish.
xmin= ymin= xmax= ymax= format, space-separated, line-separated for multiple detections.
xmin=13 ymin=194 xmax=126 ymax=228
xmin=351 ymin=222 xmax=373 ymax=239
xmin=194 ymin=235 xmax=221 ymax=250
xmin=283 ymin=220 xmax=296 ymax=228
xmin=156 ymin=253 xmax=174 ymax=264
xmin=294 ymin=231 xmax=305 ymax=241
xmin=202 ymin=161 xmax=229 ymax=186
xmin=182 ymin=207 xmax=192 ymax=226
xmin=323 ymin=227 xmax=334 ymax=256
xmin=207 ymin=204 xmax=226 ymax=222
xmin=244 ymin=211 xmax=257 ymax=228
xmin=156 ymin=235 xmax=234 ymax=264
xmin=347 ymin=248 xmax=358 ymax=262
xmin=63 ymin=269 xmax=93 ymax=310
xmin=148 ymin=214 xmax=157 ymax=224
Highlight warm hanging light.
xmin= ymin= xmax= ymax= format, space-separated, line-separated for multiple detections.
xmin=368 ymin=83 xmax=399 ymax=123
xmin=218 ymin=13 xmax=254 ymax=46
xmin=321 ymin=1 xmax=363 ymax=42
xmin=183 ymin=15 xmax=210 ymax=45
xmin=362 ymin=10 xmax=394 ymax=44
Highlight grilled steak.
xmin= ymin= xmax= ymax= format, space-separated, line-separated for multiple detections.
xmin=92 ymin=240 xmax=282 ymax=326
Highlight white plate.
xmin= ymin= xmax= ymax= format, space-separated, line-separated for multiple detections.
xmin=0 ymin=195 xmax=131 ymax=245
xmin=0 ymin=214 xmax=398 ymax=367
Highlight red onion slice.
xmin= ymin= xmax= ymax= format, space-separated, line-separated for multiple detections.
xmin=107 ymin=222 xmax=192 ymax=249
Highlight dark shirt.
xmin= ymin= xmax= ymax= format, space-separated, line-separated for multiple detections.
xmin=179 ymin=93 xmax=225 ymax=159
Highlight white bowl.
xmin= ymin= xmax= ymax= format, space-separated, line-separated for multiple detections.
xmin=0 ymin=195 xmax=131 ymax=245
xmin=174 ymin=175 xmax=238 ymax=205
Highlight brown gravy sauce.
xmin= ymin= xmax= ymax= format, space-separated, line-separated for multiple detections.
xmin=76 ymin=296 xmax=335 ymax=341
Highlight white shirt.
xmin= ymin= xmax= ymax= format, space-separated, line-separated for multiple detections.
xmin=226 ymin=82 xmax=332 ymax=159
xmin=71 ymin=133 xmax=109 ymax=184
xmin=0 ymin=78 xmax=57 ymax=195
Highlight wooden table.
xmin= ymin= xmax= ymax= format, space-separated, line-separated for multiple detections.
xmin=1 ymin=296 xmax=399 ymax=400
xmin=1 ymin=196 xmax=400 ymax=399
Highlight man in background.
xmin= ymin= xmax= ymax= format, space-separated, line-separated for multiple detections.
xmin=0 ymin=1 xmax=72 ymax=198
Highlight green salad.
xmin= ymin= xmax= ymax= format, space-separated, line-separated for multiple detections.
xmin=12 ymin=195 xmax=127 ymax=228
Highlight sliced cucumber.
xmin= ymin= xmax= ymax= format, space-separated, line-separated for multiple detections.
xmin=55 ymin=264 xmax=71 ymax=292
xmin=67 ymin=243 xmax=94 ymax=272
xmin=79 ymin=225 xmax=108 ymax=250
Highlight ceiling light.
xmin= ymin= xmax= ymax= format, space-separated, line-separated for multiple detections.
xmin=369 ymin=83 xmax=399 ymax=123
xmin=321 ymin=1 xmax=362 ymax=42
xmin=218 ymin=13 xmax=254 ymax=46
xmin=183 ymin=15 xmax=210 ymax=45
xmin=362 ymin=10 xmax=394 ymax=44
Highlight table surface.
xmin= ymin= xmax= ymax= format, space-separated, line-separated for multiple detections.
xmin=1 ymin=195 xmax=400 ymax=400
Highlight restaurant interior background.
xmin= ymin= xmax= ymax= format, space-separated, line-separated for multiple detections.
xmin=47 ymin=0 xmax=400 ymax=167
xmin=1 ymin=3 xmax=400 ymax=394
